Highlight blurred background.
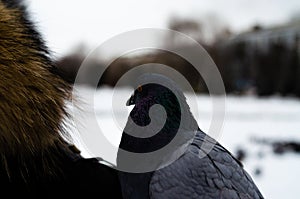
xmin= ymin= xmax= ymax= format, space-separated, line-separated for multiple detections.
xmin=26 ymin=0 xmax=300 ymax=198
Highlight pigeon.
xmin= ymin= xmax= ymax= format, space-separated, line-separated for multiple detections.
xmin=117 ymin=73 xmax=264 ymax=199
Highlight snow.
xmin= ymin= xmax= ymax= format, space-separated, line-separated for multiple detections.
xmin=68 ymin=86 xmax=300 ymax=199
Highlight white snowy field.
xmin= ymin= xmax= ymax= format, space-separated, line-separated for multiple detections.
xmin=68 ymin=86 xmax=300 ymax=199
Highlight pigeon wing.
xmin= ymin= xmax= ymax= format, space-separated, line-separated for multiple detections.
xmin=149 ymin=131 xmax=264 ymax=199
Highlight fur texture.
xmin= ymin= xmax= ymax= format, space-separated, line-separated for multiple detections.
xmin=0 ymin=0 xmax=72 ymax=180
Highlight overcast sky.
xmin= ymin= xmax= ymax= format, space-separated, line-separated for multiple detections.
xmin=26 ymin=0 xmax=300 ymax=58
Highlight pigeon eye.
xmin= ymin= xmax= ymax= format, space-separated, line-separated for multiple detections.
xmin=137 ymin=85 xmax=143 ymax=92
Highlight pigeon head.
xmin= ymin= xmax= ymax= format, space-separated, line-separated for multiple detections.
xmin=127 ymin=83 xmax=177 ymax=106
xmin=119 ymin=74 xmax=198 ymax=154
xmin=126 ymin=82 xmax=182 ymax=126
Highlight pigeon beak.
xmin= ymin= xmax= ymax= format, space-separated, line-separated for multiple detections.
xmin=126 ymin=95 xmax=135 ymax=106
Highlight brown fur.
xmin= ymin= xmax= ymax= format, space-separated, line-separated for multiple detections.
xmin=0 ymin=1 xmax=72 ymax=179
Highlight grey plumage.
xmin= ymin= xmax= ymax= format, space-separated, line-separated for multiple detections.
xmin=150 ymin=132 xmax=263 ymax=199
xmin=118 ymin=73 xmax=264 ymax=199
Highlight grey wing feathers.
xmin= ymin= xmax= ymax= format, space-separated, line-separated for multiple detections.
xmin=149 ymin=131 xmax=264 ymax=199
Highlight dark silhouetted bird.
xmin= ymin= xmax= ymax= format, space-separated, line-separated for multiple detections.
xmin=117 ymin=74 xmax=264 ymax=199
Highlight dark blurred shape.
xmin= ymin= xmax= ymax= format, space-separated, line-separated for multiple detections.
xmin=56 ymin=54 xmax=84 ymax=83
xmin=102 ymin=50 xmax=208 ymax=92
xmin=272 ymin=141 xmax=300 ymax=155
xmin=216 ymin=21 xmax=300 ymax=96
xmin=254 ymin=167 xmax=262 ymax=177
xmin=56 ymin=49 xmax=208 ymax=92
xmin=235 ymin=147 xmax=247 ymax=162
xmin=252 ymin=24 xmax=263 ymax=32
xmin=252 ymin=137 xmax=300 ymax=155
xmin=55 ymin=18 xmax=300 ymax=97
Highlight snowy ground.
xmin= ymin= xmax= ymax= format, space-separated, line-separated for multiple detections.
xmin=68 ymin=86 xmax=300 ymax=199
